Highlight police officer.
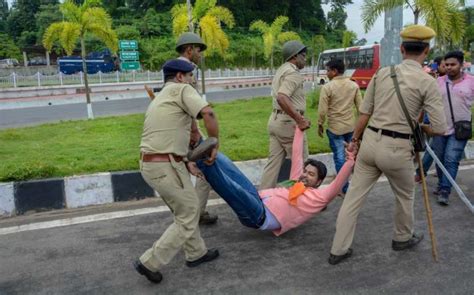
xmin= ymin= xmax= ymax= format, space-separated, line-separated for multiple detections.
xmin=328 ymin=25 xmax=447 ymax=265
xmin=175 ymin=32 xmax=218 ymax=225
xmin=260 ymin=40 xmax=311 ymax=189
xmin=176 ymin=32 xmax=206 ymax=89
xmin=134 ymin=59 xmax=220 ymax=283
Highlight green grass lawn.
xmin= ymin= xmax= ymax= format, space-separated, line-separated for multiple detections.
xmin=0 ymin=91 xmax=331 ymax=181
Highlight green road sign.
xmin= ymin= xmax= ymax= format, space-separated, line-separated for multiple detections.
xmin=121 ymin=61 xmax=140 ymax=71
xmin=120 ymin=51 xmax=139 ymax=60
xmin=119 ymin=40 xmax=138 ymax=50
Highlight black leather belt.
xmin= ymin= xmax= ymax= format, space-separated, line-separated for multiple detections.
xmin=368 ymin=126 xmax=411 ymax=139
xmin=274 ymin=109 xmax=304 ymax=115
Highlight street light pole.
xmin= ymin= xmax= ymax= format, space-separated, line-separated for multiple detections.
xmin=381 ymin=6 xmax=403 ymax=67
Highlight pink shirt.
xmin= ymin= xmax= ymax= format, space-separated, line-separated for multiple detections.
xmin=437 ymin=73 xmax=474 ymax=135
xmin=259 ymin=128 xmax=355 ymax=236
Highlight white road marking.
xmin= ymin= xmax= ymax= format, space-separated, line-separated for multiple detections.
xmin=1 ymin=164 xmax=473 ymax=236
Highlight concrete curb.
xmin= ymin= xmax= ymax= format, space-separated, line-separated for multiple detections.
xmin=1 ymin=142 xmax=473 ymax=217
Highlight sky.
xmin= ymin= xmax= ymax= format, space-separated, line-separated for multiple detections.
xmin=6 ymin=0 xmax=474 ymax=44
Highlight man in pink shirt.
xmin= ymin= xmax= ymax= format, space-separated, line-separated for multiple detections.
xmin=190 ymin=128 xmax=356 ymax=235
xmin=416 ymin=50 xmax=473 ymax=205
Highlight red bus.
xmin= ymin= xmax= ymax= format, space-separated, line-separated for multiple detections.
xmin=316 ymin=44 xmax=380 ymax=89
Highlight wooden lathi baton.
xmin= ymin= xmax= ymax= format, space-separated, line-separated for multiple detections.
xmin=144 ymin=85 xmax=155 ymax=100
xmin=415 ymin=152 xmax=439 ymax=262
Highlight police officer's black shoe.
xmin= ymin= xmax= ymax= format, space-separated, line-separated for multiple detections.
xmin=328 ymin=248 xmax=353 ymax=265
xmin=133 ymin=260 xmax=163 ymax=284
xmin=392 ymin=233 xmax=424 ymax=251
xmin=199 ymin=211 xmax=218 ymax=225
xmin=186 ymin=248 xmax=220 ymax=267
xmin=187 ymin=137 xmax=218 ymax=162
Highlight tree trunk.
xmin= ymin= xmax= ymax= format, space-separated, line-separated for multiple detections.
xmin=187 ymin=0 xmax=194 ymax=32
xmin=414 ymin=9 xmax=419 ymax=24
xmin=81 ymin=37 xmax=94 ymax=119
xmin=270 ymin=50 xmax=274 ymax=75
xmin=200 ymin=55 xmax=207 ymax=102
xmin=311 ymin=53 xmax=315 ymax=89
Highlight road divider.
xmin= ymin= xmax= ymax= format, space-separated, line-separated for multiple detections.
xmin=1 ymin=142 xmax=473 ymax=217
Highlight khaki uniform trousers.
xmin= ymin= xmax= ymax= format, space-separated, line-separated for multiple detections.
xmin=139 ymin=158 xmax=207 ymax=271
xmin=331 ymin=128 xmax=415 ymax=255
xmin=195 ymin=177 xmax=212 ymax=214
xmin=260 ymin=112 xmax=309 ymax=189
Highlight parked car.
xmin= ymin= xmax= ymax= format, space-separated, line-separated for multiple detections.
xmin=0 ymin=58 xmax=19 ymax=68
xmin=28 ymin=56 xmax=47 ymax=66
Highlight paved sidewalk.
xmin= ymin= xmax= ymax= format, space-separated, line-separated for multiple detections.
xmin=0 ymin=167 xmax=472 ymax=294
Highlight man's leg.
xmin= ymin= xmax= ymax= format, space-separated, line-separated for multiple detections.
xmin=430 ymin=136 xmax=448 ymax=193
xmin=197 ymin=153 xmax=265 ymax=228
xmin=330 ymin=130 xmax=382 ymax=257
xmin=261 ymin=114 xmax=298 ymax=189
xmin=378 ymin=144 xmax=416 ymax=242
xmin=416 ymin=151 xmax=433 ymax=182
xmin=139 ymin=161 xmax=209 ymax=272
xmin=260 ymin=137 xmax=287 ymax=190
xmin=438 ymin=135 xmax=468 ymax=204
xmin=327 ymin=129 xmax=351 ymax=193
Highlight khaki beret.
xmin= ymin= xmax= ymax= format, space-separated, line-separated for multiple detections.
xmin=400 ymin=25 xmax=436 ymax=43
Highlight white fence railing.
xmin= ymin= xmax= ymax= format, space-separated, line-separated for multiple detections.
xmin=0 ymin=67 xmax=314 ymax=89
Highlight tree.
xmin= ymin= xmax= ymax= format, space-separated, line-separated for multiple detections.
xmin=361 ymin=0 xmax=466 ymax=45
xmin=115 ymin=25 xmax=141 ymax=40
xmin=6 ymin=0 xmax=42 ymax=41
xmin=171 ymin=0 xmax=235 ymax=57
xmin=0 ymin=0 xmax=9 ymax=32
xmin=250 ymin=16 xmax=300 ymax=71
xmin=36 ymin=3 xmax=62 ymax=45
xmin=137 ymin=8 xmax=172 ymax=38
xmin=287 ymin=0 xmax=327 ymax=33
xmin=342 ymin=30 xmax=357 ymax=48
xmin=0 ymin=33 xmax=22 ymax=60
xmin=342 ymin=30 xmax=357 ymax=64
xmin=327 ymin=0 xmax=353 ymax=32
xmin=43 ymin=0 xmax=118 ymax=119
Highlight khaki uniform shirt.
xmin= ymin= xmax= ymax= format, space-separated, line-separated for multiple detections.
xmin=271 ymin=62 xmax=306 ymax=112
xmin=361 ymin=59 xmax=446 ymax=134
xmin=140 ymin=82 xmax=208 ymax=156
xmin=318 ymin=76 xmax=362 ymax=135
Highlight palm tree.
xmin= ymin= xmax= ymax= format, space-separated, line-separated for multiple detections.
xmin=171 ymin=0 xmax=235 ymax=57
xmin=250 ymin=16 xmax=300 ymax=73
xmin=171 ymin=0 xmax=234 ymax=100
xmin=361 ymin=0 xmax=465 ymax=45
xmin=43 ymin=0 xmax=118 ymax=119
